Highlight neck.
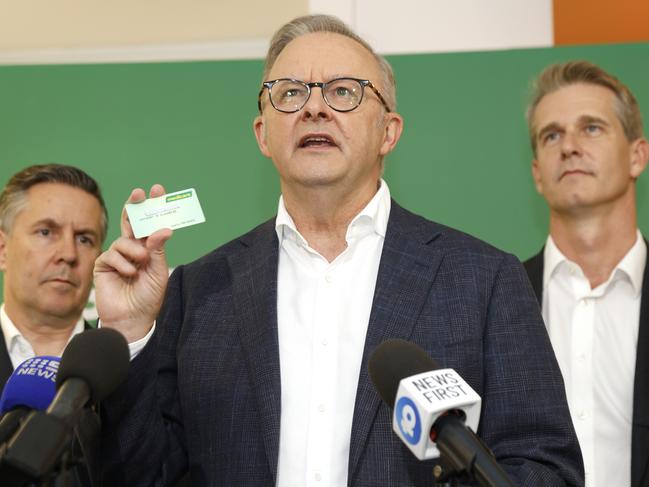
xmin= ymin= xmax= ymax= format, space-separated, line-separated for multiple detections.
xmin=281 ymin=178 xmax=380 ymax=262
xmin=3 ymin=303 xmax=79 ymax=357
xmin=549 ymin=198 xmax=638 ymax=288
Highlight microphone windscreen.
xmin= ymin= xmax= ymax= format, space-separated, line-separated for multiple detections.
xmin=56 ymin=328 xmax=129 ymax=402
xmin=0 ymin=356 xmax=60 ymax=414
xmin=368 ymin=339 xmax=439 ymax=408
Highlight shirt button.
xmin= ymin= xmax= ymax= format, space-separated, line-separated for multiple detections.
xmin=318 ymin=404 xmax=326 ymax=412
xmin=324 ymin=274 xmax=333 ymax=283
xmin=315 ymin=473 xmax=322 ymax=481
xmin=322 ymin=338 xmax=328 ymax=346
xmin=577 ymin=354 xmax=586 ymax=363
xmin=577 ymin=410 xmax=588 ymax=420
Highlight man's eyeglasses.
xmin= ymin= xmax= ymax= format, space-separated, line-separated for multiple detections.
xmin=257 ymin=77 xmax=391 ymax=114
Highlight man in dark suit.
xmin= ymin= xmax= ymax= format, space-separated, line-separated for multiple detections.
xmin=95 ymin=15 xmax=583 ymax=486
xmin=0 ymin=164 xmax=107 ymax=387
xmin=523 ymin=61 xmax=649 ymax=487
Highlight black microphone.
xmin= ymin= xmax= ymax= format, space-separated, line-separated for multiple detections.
xmin=0 ymin=328 xmax=129 ymax=484
xmin=368 ymin=339 xmax=514 ymax=487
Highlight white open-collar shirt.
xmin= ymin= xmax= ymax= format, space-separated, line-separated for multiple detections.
xmin=275 ymin=179 xmax=390 ymax=487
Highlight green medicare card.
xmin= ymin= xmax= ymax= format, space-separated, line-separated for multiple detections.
xmin=125 ymin=188 xmax=206 ymax=238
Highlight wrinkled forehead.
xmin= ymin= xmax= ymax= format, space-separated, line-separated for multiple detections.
xmin=268 ymin=32 xmax=383 ymax=85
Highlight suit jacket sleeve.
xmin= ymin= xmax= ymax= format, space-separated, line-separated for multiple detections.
xmin=478 ymin=253 xmax=583 ymax=486
xmin=99 ymin=265 xmax=189 ymax=486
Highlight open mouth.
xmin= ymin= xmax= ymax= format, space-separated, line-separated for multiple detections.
xmin=298 ymin=134 xmax=337 ymax=148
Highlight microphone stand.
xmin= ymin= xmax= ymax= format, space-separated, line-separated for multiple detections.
xmin=0 ymin=409 xmax=93 ymax=487
xmin=431 ymin=415 xmax=515 ymax=487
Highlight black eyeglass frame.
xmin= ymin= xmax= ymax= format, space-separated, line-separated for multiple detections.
xmin=257 ymin=77 xmax=392 ymax=114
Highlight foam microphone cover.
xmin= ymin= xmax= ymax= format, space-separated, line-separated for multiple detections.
xmin=56 ymin=328 xmax=130 ymax=402
xmin=368 ymin=339 xmax=440 ymax=408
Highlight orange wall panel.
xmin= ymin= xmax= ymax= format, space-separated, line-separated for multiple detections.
xmin=554 ymin=0 xmax=649 ymax=45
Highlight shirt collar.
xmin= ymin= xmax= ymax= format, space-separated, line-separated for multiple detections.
xmin=543 ymin=230 xmax=646 ymax=296
xmin=0 ymin=303 xmax=86 ymax=353
xmin=275 ymin=179 xmax=391 ymax=246
xmin=616 ymin=230 xmax=646 ymax=296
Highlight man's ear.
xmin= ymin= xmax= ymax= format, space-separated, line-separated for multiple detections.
xmin=253 ymin=115 xmax=272 ymax=158
xmin=629 ymin=137 xmax=649 ymax=179
xmin=0 ymin=230 xmax=8 ymax=272
xmin=379 ymin=112 xmax=404 ymax=156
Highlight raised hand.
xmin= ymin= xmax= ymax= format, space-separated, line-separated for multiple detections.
xmin=94 ymin=185 xmax=173 ymax=343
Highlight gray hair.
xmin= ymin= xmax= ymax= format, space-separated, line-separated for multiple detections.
xmin=0 ymin=164 xmax=108 ymax=242
xmin=263 ymin=14 xmax=397 ymax=111
xmin=526 ymin=60 xmax=644 ymax=154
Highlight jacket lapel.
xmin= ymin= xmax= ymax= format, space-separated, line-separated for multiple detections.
xmin=228 ymin=220 xmax=282 ymax=483
xmin=523 ymin=249 xmax=544 ymax=305
xmin=347 ymin=202 xmax=444 ymax=483
xmin=632 ymin=245 xmax=649 ymax=487
xmin=0 ymin=330 xmax=13 ymax=389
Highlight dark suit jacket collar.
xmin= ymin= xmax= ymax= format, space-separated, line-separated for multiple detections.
xmin=348 ymin=201 xmax=445 ymax=483
xmin=632 ymin=245 xmax=649 ymax=487
xmin=0 ymin=330 xmax=13 ymax=391
xmin=227 ymin=201 xmax=446 ymax=484
xmin=227 ymin=218 xmax=282 ymax=482
xmin=524 ymin=243 xmax=649 ymax=487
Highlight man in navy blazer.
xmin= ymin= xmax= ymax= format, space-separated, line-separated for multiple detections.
xmin=523 ymin=61 xmax=649 ymax=487
xmin=95 ymin=15 xmax=583 ymax=486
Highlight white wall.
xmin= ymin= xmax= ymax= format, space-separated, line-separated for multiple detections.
xmin=0 ymin=0 xmax=553 ymax=64
xmin=0 ymin=0 xmax=308 ymax=63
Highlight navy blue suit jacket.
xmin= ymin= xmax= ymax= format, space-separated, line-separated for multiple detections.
xmin=100 ymin=202 xmax=583 ymax=486
xmin=525 ymin=248 xmax=649 ymax=487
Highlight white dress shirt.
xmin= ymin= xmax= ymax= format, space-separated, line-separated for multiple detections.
xmin=275 ymin=180 xmax=390 ymax=487
xmin=542 ymin=231 xmax=646 ymax=487
xmin=0 ymin=303 xmax=85 ymax=368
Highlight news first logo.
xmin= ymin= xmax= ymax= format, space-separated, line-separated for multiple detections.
xmin=16 ymin=357 xmax=59 ymax=384
xmin=392 ymin=368 xmax=482 ymax=460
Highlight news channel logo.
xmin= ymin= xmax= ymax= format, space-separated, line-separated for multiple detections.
xmin=395 ymin=396 xmax=422 ymax=445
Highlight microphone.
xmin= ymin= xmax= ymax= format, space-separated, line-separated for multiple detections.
xmin=0 ymin=357 xmax=60 ymax=443
xmin=50 ymin=327 xmax=129 ymax=424
xmin=368 ymin=339 xmax=514 ymax=487
xmin=0 ymin=328 xmax=129 ymax=484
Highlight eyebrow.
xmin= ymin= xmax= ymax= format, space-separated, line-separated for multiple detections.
xmin=579 ymin=114 xmax=610 ymax=127
xmin=273 ymin=73 xmax=358 ymax=81
xmin=536 ymin=122 xmax=562 ymax=143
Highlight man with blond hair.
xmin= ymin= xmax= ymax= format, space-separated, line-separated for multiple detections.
xmin=524 ymin=61 xmax=649 ymax=487
xmin=96 ymin=15 xmax=583 ymax=486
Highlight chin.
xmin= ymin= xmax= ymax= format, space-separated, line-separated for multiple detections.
xmin=292 ymin=172 xmax=346 ymax=188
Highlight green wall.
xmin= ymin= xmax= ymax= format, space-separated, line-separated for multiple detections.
xmin=1 ymin=42 xmax=648 ymax=277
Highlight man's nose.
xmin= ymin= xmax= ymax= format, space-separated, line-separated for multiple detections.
xmin=56 ymin=233 xmax=78 ymax=265
xmin=301 ymin=87 xmax=332 ymax=120
xmin=560 ymin=130 xmax=583 ymax=159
